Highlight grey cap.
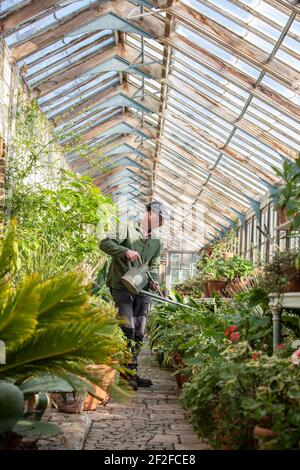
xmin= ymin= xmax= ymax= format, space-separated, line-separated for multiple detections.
xmin=146 ymin=200 xmax=171 ymax=219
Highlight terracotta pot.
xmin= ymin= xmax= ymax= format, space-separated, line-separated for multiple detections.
xmin=253 ymin=425 xmax=278 ymax=438
xmin=83 ymin=364 xmax=116 ymax=411
xmin=278 ymin=207 xmax=287 ymax=225
xmin=207 ymin=280 xmax=228 ymax=297
xmin=285 ymin=278 xmax=300 ymax=293
xmin=203 ymin=281 xmax=210 ymax=297
xmin=170 ymin=352 xmax=185 ymax=369
xmin=175 ymin=373 xmax=190 ymax=389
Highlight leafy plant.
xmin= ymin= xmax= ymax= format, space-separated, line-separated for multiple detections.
xmin=174 ymin=277 xmax=204 ymax=299
xmin=271 ymin=155 xmax=300 ymax=230
xmin=0 ymin=223 xmax=129 ymax=392
xmin=263 ymin=250 xmax=300 ymax=294
xmin=197 ymin=254 xmax=253 ymax=281
xmin=9 ymin=170 xmax=116 ymax=277
xmin=148 ymin=299 xmax=227 ymax=370
xmin=182 ymin=342 xmax=300 ymax=450
xmin=0 ymin=380 xmax=62 ymax=449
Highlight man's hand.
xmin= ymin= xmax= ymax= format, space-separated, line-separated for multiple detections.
xmin=126 ymin=250 xmax=140 ymax=261
xmin=149 ymin=281 xmax=160 ymax=292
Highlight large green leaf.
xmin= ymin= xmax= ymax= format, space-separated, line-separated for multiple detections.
xmin=13 ymin=420 xmax=61 ymax=438
xmin=19 ymin=374 xmax=74 ymax=395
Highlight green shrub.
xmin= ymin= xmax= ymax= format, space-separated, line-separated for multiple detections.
xmin=182 ymin=342 xmax=300 ymax=449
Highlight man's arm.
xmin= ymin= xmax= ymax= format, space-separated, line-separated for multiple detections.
xmin=100 ymin=237 xmax=128 ymax=258
xmin=99 ymin=225 xmax=128 ymax=258
xmin=99 ymin=225 xmax=140 ymax=261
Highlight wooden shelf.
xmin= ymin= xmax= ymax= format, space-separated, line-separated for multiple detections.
xmin=275 ymin=221 xmax=292 ymax=231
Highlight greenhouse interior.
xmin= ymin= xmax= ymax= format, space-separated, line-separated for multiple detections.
xmin=0 ymin=0 xmax=300 ymax=454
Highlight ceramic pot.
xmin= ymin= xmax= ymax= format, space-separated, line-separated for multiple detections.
xmin=207 ymin=280 xmax=228 ymax=297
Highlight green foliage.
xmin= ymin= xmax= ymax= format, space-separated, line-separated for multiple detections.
xmin=148 ymin=299 xmax=227 ymax=370
xmin=271 ymin=155 xmax=300 ymax=231
xmin=3 ymin=98 xmax=117 ymax=278
xmin=197 ymin=253 xmax=253 ymax=281
xmin=0 ymin=223 xmax=128 ymax=388
xmin=263 ymin=250 xmax=300 ymax=294
xmin=10 ymin=169 xmax=116 ymax=276
xmin=182 ymin=343 xmax=300 ymax=449
xmin=174 ymin=277 xmax=204 ymax=299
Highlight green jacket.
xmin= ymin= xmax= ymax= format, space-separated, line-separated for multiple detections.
xmin=99 ymin=221 xmax=161 ymax=290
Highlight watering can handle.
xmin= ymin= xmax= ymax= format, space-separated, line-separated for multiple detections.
xmin=126 ymin=253 xmax=142 ymax=269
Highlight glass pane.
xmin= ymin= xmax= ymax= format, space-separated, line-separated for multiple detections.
xmin=170 ymin=254 xmax=180 ymax=267
xmin=170 ymin=269 xmax=180 ymax=284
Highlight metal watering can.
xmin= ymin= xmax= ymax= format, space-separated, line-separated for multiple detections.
xmin=121 ymin=255 xmax=194 ymax=309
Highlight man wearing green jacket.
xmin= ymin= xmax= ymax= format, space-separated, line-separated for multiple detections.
xmin=100 ymin=201 xmax=169 ymax=389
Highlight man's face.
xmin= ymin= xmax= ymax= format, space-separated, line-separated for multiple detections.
xmin=148 ymin=211 xmax=163 ymax=231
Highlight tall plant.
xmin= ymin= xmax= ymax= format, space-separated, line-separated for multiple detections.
xmin=0 ymin=223 xmax=128 ymax=388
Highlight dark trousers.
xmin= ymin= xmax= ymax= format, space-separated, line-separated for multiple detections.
xmin=111 ymin=288 xmax=149 ymax=371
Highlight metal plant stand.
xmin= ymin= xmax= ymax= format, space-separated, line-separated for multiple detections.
xmin=269 ymin=293 xmax=300 ymax=352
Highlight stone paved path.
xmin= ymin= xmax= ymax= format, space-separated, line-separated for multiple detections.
xmin=83 ymin=344 xmax=209 ymax=450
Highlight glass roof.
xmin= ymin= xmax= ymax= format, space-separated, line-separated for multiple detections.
xmin=1 ymin=0 xmax=299 ymax=247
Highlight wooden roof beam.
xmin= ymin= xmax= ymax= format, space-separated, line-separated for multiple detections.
xmin=51 ymin=81 xmax=160 ymax=125
xmin=9 ymin=0 xmax=165 ymax=61
xmin=164 ymin=77 xmax=298 ymax=158
xmin=31 ymin=42 xmax=161 ymax=97
xmin=164 ymin=32 xmax=300 ymax=110
xmin=155 ymin=170 xmax=237 ymax=224
xmin=159 ymin=136 xmax=262 ymax=199
xmin=76 ymin=111 xmax=157 ymax=142
xmin=0 ymin=0 xmax=58 ymax=32
xmin=155 ymin=167 xmax=245 ymax=215
xmin=169 ymin=3 xmax=300 ymax=90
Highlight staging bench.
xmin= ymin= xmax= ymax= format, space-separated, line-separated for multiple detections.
xmin=269 ymin=292 xmax=300 ymax=351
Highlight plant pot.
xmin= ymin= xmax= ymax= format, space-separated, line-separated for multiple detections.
xmin=203 ymin=281 xmax=210 ymax=297
xmin=51 ymin=392 xmax=86 ymax=414
xmin=278 ymin=207 xmax=287 ymax=225
xmin=175 ymin=372 xmax=190 ymax=389
xmin=83 ymin=364 xmax=116 ymax=411
xmin=285 ymin=278 xmax=300 ymax=293
xmin=207 ymin=280 xmax=228 ymax=297
xmin=253 ymin=425 xmax=278 ymax=439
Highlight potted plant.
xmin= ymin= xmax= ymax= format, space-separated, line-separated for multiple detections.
xmin=0 ymin=380 xmax=62 ymax=450
xmin=271 ymin=155 xmax=300 ymax=227
xmin=264 ymin=250 xmax=300 ymax=294
xmin=197 ymin=254 xmax=254 ymax=297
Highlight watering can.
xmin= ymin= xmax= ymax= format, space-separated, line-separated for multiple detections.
xmin=121 ymin=255 xmax=194 ymax=309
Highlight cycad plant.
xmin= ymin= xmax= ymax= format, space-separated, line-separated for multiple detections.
xmin=0 ymin=221 xmax=129 ymax=391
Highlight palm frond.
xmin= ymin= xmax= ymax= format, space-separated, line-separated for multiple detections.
xmin=0 ymin=275 xmax=40 ymax=349
xmin=36 ymin=272 xmax=89 ymax=324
